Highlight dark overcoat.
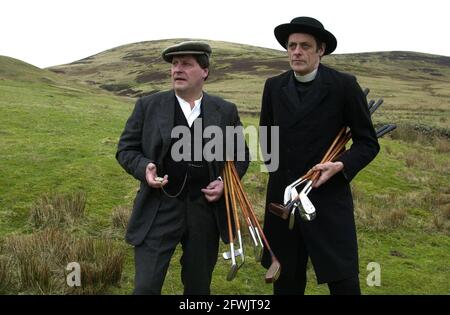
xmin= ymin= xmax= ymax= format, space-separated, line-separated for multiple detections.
xmin=260 ymin=64 xmax=379 ymax=283
xmin=116 ymin=90 xmax=249 ymax=246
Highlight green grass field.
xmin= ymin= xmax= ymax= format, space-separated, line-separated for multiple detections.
xmin=0 ymin=40 xmax=449 ymax=295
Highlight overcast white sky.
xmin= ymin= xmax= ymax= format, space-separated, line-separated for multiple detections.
xmin=1 ymin=0 xmax=448 ymax=68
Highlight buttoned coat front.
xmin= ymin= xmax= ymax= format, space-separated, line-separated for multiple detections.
xmin=260 ymin=64 xmax=379 ymax=283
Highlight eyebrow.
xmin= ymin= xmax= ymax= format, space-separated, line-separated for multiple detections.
xmin=288 ymin=41 xmax=312 ymax=46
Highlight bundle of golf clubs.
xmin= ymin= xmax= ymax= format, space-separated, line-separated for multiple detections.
xmin=222 ymin=161 xmax=281 ymax=283
xmin=269 ymin=88 xmax=397 ymax=228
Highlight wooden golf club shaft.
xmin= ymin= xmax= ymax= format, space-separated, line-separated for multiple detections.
xmin=229 ymin=163 xmax=277 ymax=258
xmin=226 ymin=162 xmax=242 ymax=233
xmin=228 ymin=163 xmax=263 ymax=263
xmin=321 ymin=127 xmax=347 ymax=163
xmin=222 ymin=165 xmax=235 ymax=245
xmin=232 ymin=175 xmax=280 ymax=283
xmin=228 ymin=162 xmax=258 ymax=229
xmin=302 ymin=126 xmax=347 ymax=180
xmin=311 ymin=130 xmax=351 ymax=184
xmin=228 ymin=162 xmax=280 ymax=282
xmin=325 ymin=131 xmax=351 ymax=163
xmin=223 ymin=163 xmax=239 ymax=280
xmin=228 ymin=162 xmax=257 ymax=241
xmin=225 ymin=162 xmax=244 ymax=267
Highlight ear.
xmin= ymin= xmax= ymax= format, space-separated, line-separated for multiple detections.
xmin=202 ymin=68 xmax=209 ymax=80
xmin=319 ymin=43 xmax=326 ymax=57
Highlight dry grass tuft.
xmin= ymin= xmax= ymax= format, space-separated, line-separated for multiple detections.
xmin=435 ymin=138 xmax=450 ymax=154
xmin=430 ymin=204 xmax=450 ymax=235
xmin=29 ymin=192 xmax=86 ymax=229
xmin=3 ymin=229 xmax=126 ymax=294
xmin=111 ymin=205 xmax=131 ymax=230
xmin=0 ymin=255 xmax=14 ymax=294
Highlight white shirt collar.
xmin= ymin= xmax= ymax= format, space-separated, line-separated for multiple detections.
xmin=294 ymin=68 xmax=318 ymax=83
xmin=175 ymin=94 xmax=203 ymax=127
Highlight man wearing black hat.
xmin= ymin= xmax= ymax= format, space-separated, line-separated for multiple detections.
xmin=259 ymin=17 xmax=379 ymax=294
xmin=116 ymin=41 xmax=249 ymax=294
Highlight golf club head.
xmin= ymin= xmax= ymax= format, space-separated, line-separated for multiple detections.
xmin=299 ymin=192 xmax=316 ymax=221
xmin=268 ymin=202 xmax=290 ymax=219
xmin=236 ymin=232 xmax=245 ymax=267
xmin=376 ymin=124 xmax=397 ymax=138
xmin=283 ymin=177 xmax=308 ymax=204
xmin=237 ymin=254 xmax=245 ymax=269
xmin=283 ymin=185 xmax=298 ymax=205
xmin=288 ymin=202 xmax=299 ymax=230
xmin=265 ymin=260 xmax=281 ymax=283
xmin=222 ymin=248 xmax=243 ymax=260
xmin=363 ymin=87 xmax=370 ymax=96
xmin=367 ymin=99 xmax=375 ymax=110
xmin=226 ymin=263 xmax=238 ymax=281
xmin=370 ymin=98 xmax=384 ymax=115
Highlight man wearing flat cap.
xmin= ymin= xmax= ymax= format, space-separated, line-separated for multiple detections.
xmin=259 ymin=17 xmax=379 ymax=294
xmin=117 ymin=41 xmax=249 ymax=294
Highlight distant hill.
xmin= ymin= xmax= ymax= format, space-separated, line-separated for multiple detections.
xmin=0 ymin=55 xmax=61 ymax=83
xmin=0 ymin=54 xmax=128 ymax=99
xmin=47 ymin=39 xmax=450 ymax=132
xmin=46 ymin=39 xmax=450 ymax=91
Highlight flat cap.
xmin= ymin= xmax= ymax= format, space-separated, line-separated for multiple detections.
xmin=162 ymin=41 xmax=212 ymax=63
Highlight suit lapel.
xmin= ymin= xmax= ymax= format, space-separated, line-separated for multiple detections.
xmin=201 ymin=92 xmax=222 ymax=130
xmin=201 ymin=92 xmax=222 ymax=180
xmin=281 ymin=72 xmax=302 ymax=117
xmin=157 ymin=91 xmax=175 ymax=159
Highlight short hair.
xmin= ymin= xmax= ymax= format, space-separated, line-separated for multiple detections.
xmin=194 ymin=54 xmax=209 ymax=69
xmin=314 ymin=37 xmax=325 ymax=53
xmin=193 ymin=54 xmax=209 ymax=81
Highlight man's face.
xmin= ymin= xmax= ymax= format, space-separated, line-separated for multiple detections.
xmin=171 ymin=55 xmax=208 ymax=94
xmin=287 ymin=33 xmax=324 ymax=75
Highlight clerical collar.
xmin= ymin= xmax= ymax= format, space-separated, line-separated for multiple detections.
xmin=294 ymin=68 xmax=318 ymax=83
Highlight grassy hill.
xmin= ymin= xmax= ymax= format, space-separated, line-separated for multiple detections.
xmin=1 ymin=39 xmax=449 ymax=295
xmin=49 ymin=39 xmax=450 ymax=132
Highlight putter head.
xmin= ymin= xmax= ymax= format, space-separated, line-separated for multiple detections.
xmin=299 ymin=192 xmax=316 ymax=221
xmin=265 ymin=260 xmax=281 ymax=283
xmin=226 ymin=263 xmax=238 ymax=281
xmin=268 ymin=203 xmax=290 ymax=219
xmin=222 ymin=248 xmax=243 ymax=260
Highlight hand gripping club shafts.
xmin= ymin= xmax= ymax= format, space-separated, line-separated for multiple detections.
xmin=269 ymin=90 xmax=396 ymax=223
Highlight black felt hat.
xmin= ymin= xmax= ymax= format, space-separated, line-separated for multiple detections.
xmin=274 ymin=16 xmax=337 ymax=55
xmin=162 ymin=41 xmax=212 ymax=62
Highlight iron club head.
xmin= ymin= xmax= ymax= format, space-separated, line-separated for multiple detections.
xmin=299 ymin=192 xmax=316 ymax=221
